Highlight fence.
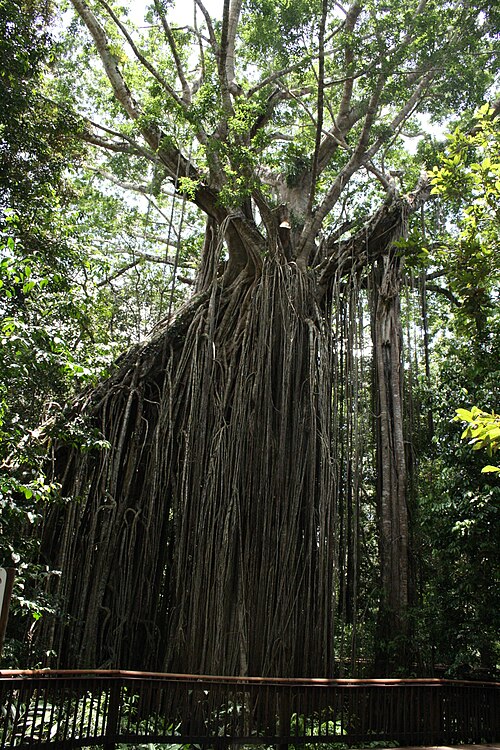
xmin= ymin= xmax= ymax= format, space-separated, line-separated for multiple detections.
xmin=0 ymin=670 xmax=498 ymax=749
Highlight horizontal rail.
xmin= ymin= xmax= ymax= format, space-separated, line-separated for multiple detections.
xmin=1 ymin=671 xmax=498 ymax=749
xmin=2 ymin=669 xmax=500 ymax=685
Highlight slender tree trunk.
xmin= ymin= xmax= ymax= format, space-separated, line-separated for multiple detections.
xmin=371 ymin=249 xmax=411 ymax=674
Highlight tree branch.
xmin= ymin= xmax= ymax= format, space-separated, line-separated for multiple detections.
xmin=315 ymin=2 xmax=362 ymax=173
xmin=218 ymin=0 xmax=233 ymax=115
xmin=70 ymin=0 xmax=141 ymax=120
xmin=365 ymin=70 xmax=435 ymax=160
xmin=307 ymin=0 xmax=328 ymax=214
xmin=89 ymin=166 xmax=158 ymax=195
xmin=425 ymin=283 xmax=460 ymax=306
xmin=83 ymin=130 xmax=149 ymax=158
xmin=249 ymin=88 xmax=288 ymax=139
xmin=194 ymin=0 xmax=219 ymax=56
xmin=225 ymin=0 xmax=242 ymax=87
xmin=402 ymin=273 xmax=460 ymax=306
xmin=315 ymin=0 xmax=434 ymax=178
xmin=315 ymin=173 xmax=432 ymax=298
xmin=96 ymin=253 xmax=195 ymax=288
xmin=96 ymin=0 xmax=187 ymax=110
xmin=354 ymin=71 xmax=387 ymax=156
xmin=301 ymin=65 xmax=436 ymax=258
xmin=70 ymin=0 xmax=223 ymax=222
xmin=152 ymin=0 xmax=191 ymax=104
xmin=297 ymin=154 xmax=362 ymax=263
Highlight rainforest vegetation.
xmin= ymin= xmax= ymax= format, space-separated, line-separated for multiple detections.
xmin=0 ymin=0 xmax=499 ymax=679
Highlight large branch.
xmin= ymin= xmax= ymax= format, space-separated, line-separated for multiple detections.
xmin=298 ymin=62 xmax=438 ymax=264
xmin=307 ymin=0 xmax=329 ymax=214
xmin=194 ymin=0 xmax=219 ymax=56
xmin=354 ymin=71 xmax=387 ymax=156
xmin=152 ymin=0 xmax=191 ymax=104
xmin=70 ymin=0 xmax=140 ymax=119
xmin=315 ymin=1 xmax=362 ymax=172
xmin=83 ymin=130 xmax=150 ymax=158
xmin=297 ymin=153 xmax=363 ymax=264
xmin=89 ymin=167 xmax=159 ymax=195
xmin=315 ymin=0 xmax=436 ymax=179
xmin=245 ymin=15 xmax=348 ymax=99
xmin=365 ymin=69 xmax=435 ymax=160
xmin=96 ymin=253 xmax=195 ymax=289
xmin=247 ymin=57 xmax=314 ymax=98
xmin=75 ymin=2 xmax=262 ymax=280
xmin=315 ymin=173 xmax=432 ymax=299
xmin=89 ymin=167 xmax=188 ymax=208
xmin=218 ymin=0 xmax=233 ymax=116
xmin=225 ymin=0 xmax=242 ymax=87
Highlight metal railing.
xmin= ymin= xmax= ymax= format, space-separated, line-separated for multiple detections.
xmin=0 ymin=670 xmax=498 ymax=749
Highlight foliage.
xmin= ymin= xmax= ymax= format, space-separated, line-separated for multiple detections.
xmin=400 ymin=101 xmax=500 ymax=672
xmin=454 ymin=407 xmax=500 ymax=473
xmin=429 ymin=103 xmax=500 ymax=335
xmin=290 ymin=710 xmax=348 ymax=750
xmin=415 ymin=303 xmax=500 ymax=676
xmin=0 ymin=0 xmax=114 ymax=666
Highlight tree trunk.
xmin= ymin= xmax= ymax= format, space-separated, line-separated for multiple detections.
xmin=371 ymin=249 xmax=411 ymax=674
xmin=41 ymin=237 xmax=339 ymax=677
xmin=39 ymin=188 xmax=428 ymax=676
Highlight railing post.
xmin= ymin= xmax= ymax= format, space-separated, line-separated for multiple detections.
xmin=104 ymin=677 xmax=121 ymax=750
xmin=276 ymin=686 xmax=290 ymax=750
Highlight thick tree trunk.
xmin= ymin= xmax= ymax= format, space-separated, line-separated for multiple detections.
xmin=371 ymin=249 xmax=411 ymax=674
xmin=41 ymin=238 xmax=339 ymax=677
xmin=39 ymin=188 xmax=428 ymax=677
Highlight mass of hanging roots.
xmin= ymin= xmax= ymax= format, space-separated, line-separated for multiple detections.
xmin=40 ymin=242 xmax=354 ymax=677
xmin=39 ymin=193 xmax=421 ymax=678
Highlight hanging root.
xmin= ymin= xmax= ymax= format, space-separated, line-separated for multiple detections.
xmin=41 ymin=255 xmax=340 ymax=676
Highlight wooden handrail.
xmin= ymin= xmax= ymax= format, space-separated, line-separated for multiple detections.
xmin=1 ymin=668 xmax=499 ymax=687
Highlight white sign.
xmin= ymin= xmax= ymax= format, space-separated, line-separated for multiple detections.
xmin=0 ymin=568 xmax=7 ymax=613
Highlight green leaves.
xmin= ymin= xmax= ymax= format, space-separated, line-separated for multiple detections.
xmin=454 ymin=406 xmax=500 ymax=473
xmin=427 ymin=103 xmax=500 ymax=337
xmin=177 ymin=176 xmax=199 ymax=200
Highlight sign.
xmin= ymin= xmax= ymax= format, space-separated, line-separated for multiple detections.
xmin=0 ymin=568 xmax=7 ymax=612
xmin=0 ymin=567 xmax=15 ymax=658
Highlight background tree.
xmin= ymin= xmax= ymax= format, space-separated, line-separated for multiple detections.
xmin=412 ymin=104 xmax=500 ymax=676
xmin=0 ymin=0 xmax=118 ymax=664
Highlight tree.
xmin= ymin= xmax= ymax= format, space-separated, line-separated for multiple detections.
xmin=416 ymin=317 xmax=500 ymax=676
xmin=429 ymin=103 xmax=500 ymax=474
xmin=408 ymin=104 xmax=500 ymax=676
xmin=0 ymin=0 xmax=118 ymax=665
xmin=38 ymin=0 xmax=498 ymax=676
xmin=429 ymin=102 xmax=500 ymax=337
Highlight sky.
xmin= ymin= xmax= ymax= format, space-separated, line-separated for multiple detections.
xmin=130 ymin=0 xmax=223 ymax=27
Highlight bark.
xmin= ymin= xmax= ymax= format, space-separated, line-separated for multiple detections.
xmin=38 ymin=182 xmax=429 ymax=676
xmin=371 ymin=248 xmax=411 ymax=674
xmin=225 ymin=0 xmax=243 ymax=87
xmin=41 ymin=236 xmax=338 ymax=677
